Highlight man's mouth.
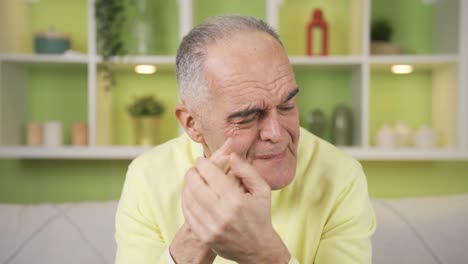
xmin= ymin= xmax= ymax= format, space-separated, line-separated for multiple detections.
xmin=256 ymin=149 xmax=287 ymax=161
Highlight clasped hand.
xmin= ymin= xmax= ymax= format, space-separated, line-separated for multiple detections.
xmin=181 ymin=138 xmax=290 ymax=264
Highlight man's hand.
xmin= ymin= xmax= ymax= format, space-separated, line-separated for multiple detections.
xmin=183 ymin=140 xmax=291 ymax=264
xmin=169 ymin=138 xmax=235 ymax=264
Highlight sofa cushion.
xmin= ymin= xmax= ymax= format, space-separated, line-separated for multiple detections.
xmin=372 ymin=194 xmax=468 ymax=264
xmin=0 ymin=201 xmax=118 ymax=264
xmin=0 ymin=194 xmax=467 ymax=264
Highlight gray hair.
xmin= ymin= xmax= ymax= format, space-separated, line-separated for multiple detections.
xmin=175 ymin=15 xmax=284 ymax=111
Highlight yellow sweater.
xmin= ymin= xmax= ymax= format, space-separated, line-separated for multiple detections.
xmin=115 ymin=127 xmax=376 ymax=263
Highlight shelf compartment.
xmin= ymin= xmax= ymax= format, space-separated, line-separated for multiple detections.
xmin=294 ymin=64 xmax=363 ymax=147
xmin=193 ymin=0 xmax=266 ymax=26
xmin=0 ymin=62 xmax=88 ymax=146
xmin=118 ymin=0 xmax=179 ymax=56
xmin=370 ymin=62 xmax=459 ymax=149
xmin=371 ymin=0 xmax=460 ymax=55
xmin=279 ymin=0 xmax=363 ymax=56
xmin=0 ymin=0 xmax=88 ymax=54
xmin=95 ymin=64 xmax=179 ymax=146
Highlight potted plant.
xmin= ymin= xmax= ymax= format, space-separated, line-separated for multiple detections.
xmin=370 ymin=19 xmax=403 ymax=54
xmin=127 ymin=95 xmax=165 ymax=145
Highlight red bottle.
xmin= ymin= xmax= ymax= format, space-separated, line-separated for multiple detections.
xmin=306 ymin=8 xmax=329 ymax=56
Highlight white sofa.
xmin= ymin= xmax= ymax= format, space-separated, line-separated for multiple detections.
xmin=1 ymin=194 xmax=467 ymax=264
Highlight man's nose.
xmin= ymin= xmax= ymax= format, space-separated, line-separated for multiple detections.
xmin=259 ymin=110 xmax=282 ymax=143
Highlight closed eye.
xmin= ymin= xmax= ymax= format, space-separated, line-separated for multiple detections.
xmin=278 ymin=105 xmax=295 ymax=111
xmin=235 ymin=112 xmax=262 ymax=125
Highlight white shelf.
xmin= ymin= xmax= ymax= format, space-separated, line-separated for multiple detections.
xmin=0 ymin=145 xmax=466 ymax=161
xmin=341 ymin=147 xmax=468 ymax=161
xmin=96 ymin=55 xmax=176 ymax=65
xmin=0 ymin=54 xmax=89 ymax=64
xmin=0 ymin=54 xmax=456 ymax=67
xmin=369 ymin=54 xmax=459 ymax=65
xmin=0 ymin=146 xmax=151 ymax=159
xmin=289 ymin=56 xmax=362 ymax=65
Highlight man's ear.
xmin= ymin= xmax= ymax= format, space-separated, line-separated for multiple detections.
xmin=175 ymin=103 xmax=204 ymax=143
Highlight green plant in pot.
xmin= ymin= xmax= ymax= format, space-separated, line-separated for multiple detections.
xmin=370 ymin=19 xmax=403 ymax=54
xmin=128 ymin=95 xmax=165 ymax=145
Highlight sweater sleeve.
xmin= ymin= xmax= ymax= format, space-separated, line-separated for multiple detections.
xmin=115 ymin=162 xmax=169 ymax=264
xmin=314 ymin=163 xmax=377 ymax=264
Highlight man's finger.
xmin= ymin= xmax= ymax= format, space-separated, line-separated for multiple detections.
xmin=195 ymin=157 xmax=242 ymax=196
xmin=209 ymin=138 xmax=233 ymax=173
xmin=229 ymin=153 xmax=270 ymax=195
xmin=185 ymin=168 xmax=221 ymax=214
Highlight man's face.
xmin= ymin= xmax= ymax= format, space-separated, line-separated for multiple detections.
xmin=197 ymin=31 xmax=300 ymax=190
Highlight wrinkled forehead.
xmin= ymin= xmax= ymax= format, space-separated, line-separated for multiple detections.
xmin=204 ymin=32 xmax=289 ymax=78
xmin=202 ymin=31 xmax=296 ymax=103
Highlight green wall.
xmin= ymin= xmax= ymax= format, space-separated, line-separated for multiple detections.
xmin=365 ymin=161 xmax=468 ymax=198
xmin=1 ymin=159 xmax=467 ymax=203
xmin=0 ymin=159 xmax=128 ymax=203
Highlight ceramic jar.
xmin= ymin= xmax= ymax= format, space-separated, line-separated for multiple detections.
xmin=331 ymin=104 xmax=353 ymax=146
xmin=376 ymin=124 xmax=397 ymax=148
xmin=27 ymin=122 xmax=43 ymax=146
xmin=43 ymin=121 xmax=63 ymax=147
xmin=394 ymin=120 xmax=412 ymax=147
xmin=307 ymin=109 xmax=326 ymax=138
xmin=414 ymin=125 xmax=437 ymax=148
xmin=34 ymin=28 xmax=71 ymax=54
xmin=72 ymin=122 xmax=88 ymax=146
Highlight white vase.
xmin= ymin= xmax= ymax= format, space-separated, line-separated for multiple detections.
xmin=376 ymin=124 xmax=397 ymax=148
xmin=130 ymin=0 xmax=155 ymax=55
xmin=394 ymin=121 xmax=412 ymax=147
xmin=414 ymin=125 xmax=437 ymax=148
xmin=43 ymin=121 xmax=63 ymax=147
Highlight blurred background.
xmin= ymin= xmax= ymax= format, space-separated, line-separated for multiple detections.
xmin=0 ymin=0 xmax=467 ymax=203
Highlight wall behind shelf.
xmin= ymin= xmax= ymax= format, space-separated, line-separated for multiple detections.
xmin=109 ymin=70 xmax=180 ymax=145
xmin=29 ymin=66 xmax=88 ymax=145
xmin=370 ymin=71 xmax=432 ymax=146
xmin=371 ymin=0 xmax=433 ymax=54
xmin=1 ymin=158 xmax=468 ymax=203
xmin=279 ymin=0 xmax=360 ymax=56
xmin=1 ymin=0 xmax=88 ymax=54
xmin=121 ymin=0 xmax=179 ymax=55
xmin=0 ymin=0 xmax=29 ymax=53
xmin=29 ymin=0 xmax=88 ymax=53
xmin=295 ymin=68 xmax=354 ymax=142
